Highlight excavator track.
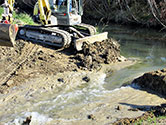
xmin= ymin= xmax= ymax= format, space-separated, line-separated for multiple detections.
xmin=17 ymin=25 xmax=71 ymax=48
xmin=75 ymin=23 xmax=97 ymax=36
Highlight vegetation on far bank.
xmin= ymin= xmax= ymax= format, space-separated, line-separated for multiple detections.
xmin=1 ymin=0 xmax=166 ymax=29
xmin=83 ymin=0 xmax=166 ymax=29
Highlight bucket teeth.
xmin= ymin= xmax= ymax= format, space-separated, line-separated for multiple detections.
xmin=0 ymin=23 xmax=18 ymax=47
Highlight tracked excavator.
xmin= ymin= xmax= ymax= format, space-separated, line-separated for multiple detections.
xmin=0 ymin=0 xmax=107 ymax=51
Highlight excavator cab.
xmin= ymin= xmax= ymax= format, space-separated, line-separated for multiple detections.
xmin=33 ymin=0 xmax=83 ymax=25
xmin=51 ymin=0 xmax=83 ymax=25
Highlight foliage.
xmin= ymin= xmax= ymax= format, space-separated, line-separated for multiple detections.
xmin=0 ymin=7 xmax=3 ymax=17
xmin=12 ymin=11 xmax=34 ymax=24
xmin=134 ymin=114 xmax=166 ymax=125
xmin=134 ymin=116 xmax=157 ymax=125
xmin=0 ymin=7 xmax=34 ymax=25
xmin=83 ymin=0 xmax=166 ymax=29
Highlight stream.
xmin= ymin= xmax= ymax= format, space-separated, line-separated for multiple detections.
xmin=1 ymin=24 xmax=166 ymax=124
xmin=104 ymin=24 xmax=166 ymax=90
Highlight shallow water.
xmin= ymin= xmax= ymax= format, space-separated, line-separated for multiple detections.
xmin=103 ymin=24 xmax=166 ymax=89
xmin=2 ymin=24 xmax=166 ymax=124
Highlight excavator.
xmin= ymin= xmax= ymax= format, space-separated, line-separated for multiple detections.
xmin=0 ymin=0 xmax=107 ymax=51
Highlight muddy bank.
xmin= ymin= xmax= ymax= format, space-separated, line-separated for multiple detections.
xmin=113 ymin=103 xmax=166 ymax=125
xmin=75 ymin=39 xmax=122 ymax=70
xmin=112 ymin=68 xmax=166 ymax=124
xmin=133 ymin=68 xmax=166 ymax=97
xmin=0 ymin=38 xmax=121 ymax=94
xmin=1 ymin=38 xmax=166 ymax=124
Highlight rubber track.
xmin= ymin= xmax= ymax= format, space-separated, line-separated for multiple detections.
xmin=0 ymin=43 xmax=38 ymax=86
xmin=47 ymin=27 xmax=71 ymax=48
xmin=76 ymin=23 xmax=97 ymax=36
xmin=18 ymin=26 xmax=71 ymax=48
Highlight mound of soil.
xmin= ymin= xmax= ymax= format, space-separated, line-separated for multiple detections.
xmin=133 ymin=69 xmax=166 ymax=96
xmin=75 ymin=39 xmax=122 ymax=70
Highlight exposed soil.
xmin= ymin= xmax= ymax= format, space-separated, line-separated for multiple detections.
xmin=0 ymin=38 xmax=121 ymax=94
xmin=113 ymin=69 xmax=166 ymax=125
xmin=75 ymin=39 xmax=122 ymax=70
xmin=133 ymin=68 xmax=166 ymax=97
xmin=113 ymin=103 xmax=166 ymax=125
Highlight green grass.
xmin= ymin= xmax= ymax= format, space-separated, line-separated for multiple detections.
xmin=134 ymin=115 xmax=166 ymax=125
xmin=0 ymin=7 xmax=3 ymax=16
xmin=13 ymin=12 xmax=35 ymax=25
xmin=134 ymin=116 xmax=157 ymax=125
xmin=0 ymin=7 xmax=35 ymax=25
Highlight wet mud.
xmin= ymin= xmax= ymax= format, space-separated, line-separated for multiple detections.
xmin=75 ymin=38 xmax=122 ymax=70
xmin=113 ymin=103 xmax=166 ymax=125
xmin=113 ymin=68 xmax=166 ymax=124
xmin=0 ymin=38 xmax=121 ymax=94
xmin=133 ymin=68 xmax=166 ymax=97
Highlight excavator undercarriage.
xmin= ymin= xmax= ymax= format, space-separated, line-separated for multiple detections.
xmin=0 ymin=0 xmax=108 ymax=51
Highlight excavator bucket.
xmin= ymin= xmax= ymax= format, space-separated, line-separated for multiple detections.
xmin=75 ymin=32 xmax=108 ymax=51
xmin=0 ymin=23 xmax=18 ymax=47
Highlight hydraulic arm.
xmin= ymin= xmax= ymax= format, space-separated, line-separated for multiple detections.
xmin=33 ymin=0 xmax=52 ymax=25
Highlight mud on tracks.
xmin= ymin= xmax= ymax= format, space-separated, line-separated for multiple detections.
xmin=0 ymin=38 xmax=122 ymax=93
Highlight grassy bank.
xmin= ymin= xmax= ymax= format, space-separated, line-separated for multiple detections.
xmin=135 ymin=114 xmax=166 ymax=125
xmin=114 ymin=104 xmax=166 ymax=125
xmin=0 ymin=7 xmax=34 ymax=24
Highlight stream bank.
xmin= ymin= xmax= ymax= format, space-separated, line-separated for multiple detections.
xmin=0 ymin=38 xmax=121 ymax=94
xmin=113 ymin=68 xmax=166 ymax=125
xmin=1 ymin=31 xmax=165 ymax=124
xmin=0 ymin=37 xmax=131 ymax=125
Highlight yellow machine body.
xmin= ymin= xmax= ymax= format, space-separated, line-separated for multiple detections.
xmin=33 ymin=0 xmax=51 ymax=25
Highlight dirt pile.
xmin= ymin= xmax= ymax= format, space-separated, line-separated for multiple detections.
xmin=75 ymin=39 xmax=122 ymax=70
xmin=113 ymin=112 xmax=154 ymax=125
xmin=133 ymin=68 xmax=166 ymax=96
